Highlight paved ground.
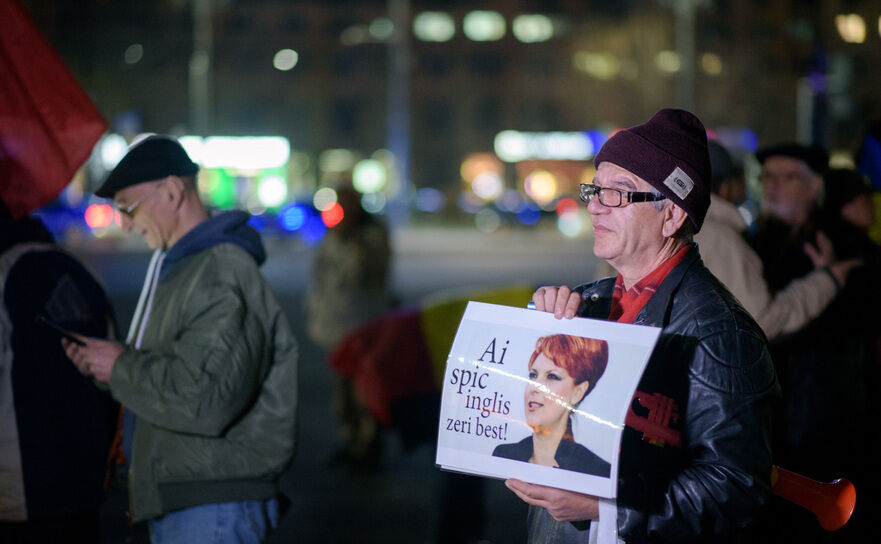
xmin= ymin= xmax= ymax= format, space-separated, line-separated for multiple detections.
xmin=81 ymin=226 xmax=599 ymax=543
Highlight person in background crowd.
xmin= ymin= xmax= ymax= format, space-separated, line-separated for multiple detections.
xmin=748 ymin=143 xmax=835 ymax=289
xmin=696 ymin=140 xmax=857 ymax=339
xmin=0 ymin=200 xmax=119 ymax=544
xmin=60 ymin=136 xmax=298 ymax=544
xmin=854 ymin=119 xmax=881 ymax=244
xmin=306 ymin=181 xmax=391 ymax=470
xmin=822 ymin=166 xmax=881 ymax=396
xmin=748 ymin=146 xmax=873 ymax=542
xmin=821 ymin=168 xmax=881 ymax=539
xmin=855 ymin=120 xmax=881 ymax=191
xmin=507 ymin=109 xmax=778 ymax=543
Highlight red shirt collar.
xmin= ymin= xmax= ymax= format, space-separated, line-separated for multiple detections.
xmin=609 ymin=244 xmax=692 ymax=323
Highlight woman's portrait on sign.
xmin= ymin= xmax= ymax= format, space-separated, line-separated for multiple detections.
xmin=492 ymin=334 xmax=611 ymax=477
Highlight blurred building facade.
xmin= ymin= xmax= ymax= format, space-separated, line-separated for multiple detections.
xmin=21 ymin=0 xmax=881 ymax=207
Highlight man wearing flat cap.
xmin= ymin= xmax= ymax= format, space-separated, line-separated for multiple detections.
xmin=697 ymin=140 xmax=852 ymax=341
xmin=747 ymin=145 xmax=873 ymax=540
xmin=505 ymin=109 xmax=779 ymax=542
xmin=62 ymin=135 xmax=298 ymax=543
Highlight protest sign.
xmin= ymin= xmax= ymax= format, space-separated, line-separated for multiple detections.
xmin=435 ymin=301 xmax=660 ymax=498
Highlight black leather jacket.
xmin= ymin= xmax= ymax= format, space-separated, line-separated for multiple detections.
xmin=527 ymin=247 xmax=780 ymax=543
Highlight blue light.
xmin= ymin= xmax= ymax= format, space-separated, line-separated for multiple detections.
xmin=740 ymin=129 xmax=759 ymax=153
xmin=415 ymin=188 xmax=446 ymax=212
xmin=516 ymin=202 xmax=541 ymax=226
xmin=300 ymin=215 xmax=327 ymax=244
xmin=457 ymin=192 xmax=484 ymax=214
xmin=248 ymin=214 xmax=267 ymax=231
xmin=586 ymin=130 xmax=608 ymax=156
xmin=279 ymin=204 xmax=308 ymax=232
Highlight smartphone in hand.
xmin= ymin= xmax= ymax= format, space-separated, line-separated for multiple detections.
xmin=35 ymin=315 xmax=86 ymax=346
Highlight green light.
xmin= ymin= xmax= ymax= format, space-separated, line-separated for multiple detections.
xmin=208 ymin=169 xmax=238 ymax=209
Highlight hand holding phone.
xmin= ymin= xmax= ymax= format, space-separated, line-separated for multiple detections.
xmin=35 ymin=315 xmax=86 ymax=346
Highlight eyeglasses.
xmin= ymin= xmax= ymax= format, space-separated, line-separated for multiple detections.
xmin=579 ymin=183 xmax=666 ymax=207
xmin=117 ymin=183 xmax=162 ymax=219
xmin=757 ymin=170 xmax=810 ymax=184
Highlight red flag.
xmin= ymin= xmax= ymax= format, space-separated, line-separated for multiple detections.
xmin=330 ymin=308 xmax=437 ymax=425
xmin=0 ymin=0 xmax=108 ymax=219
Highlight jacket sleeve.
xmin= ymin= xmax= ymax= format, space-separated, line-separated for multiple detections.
xmin=702 ymin=231 xmax=837 ymax=340
xmin=109 ymin=280 xmax=269 ymax=437
xmin=752 ymin=268 xmax=837 ymax=339
xmin=618 ymin=328 xmax=778 ymax=541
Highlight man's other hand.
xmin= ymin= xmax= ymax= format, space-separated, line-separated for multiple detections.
xmin=532 ymin=286 xmax=582 ymax=319
xmin=62 ymin=336 xmax=124 ymax=383
xmin=505 ymin=479 xmax=599 ymax=522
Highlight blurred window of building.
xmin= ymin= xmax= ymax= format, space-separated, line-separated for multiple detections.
xmin=419 ymin=50 xmax=453 ymax=77
xmin=466 ymin=49 xmax=504 ymax=77
xmin=332 ymin=98 xmax=361 ymax=133
xmin=473 ymin=96 xmax=501 ymax=131
xmin=420 ymin=99 xmax=452 ymax=136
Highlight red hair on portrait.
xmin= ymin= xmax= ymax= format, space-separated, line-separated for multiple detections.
xmin=528 ymin=334 xmax=608 ymax=397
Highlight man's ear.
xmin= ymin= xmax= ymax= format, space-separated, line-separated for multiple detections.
xmin=164 ymin=175 xmax=186 ymax=207
xmin=807 ymin=172 xmax=824 ymax=201
xmin=661 ymin=202 xmax=689 ymax=238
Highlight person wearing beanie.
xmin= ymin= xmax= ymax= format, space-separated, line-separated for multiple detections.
xmin=504 ymin=109 xmax=779 ymax=542
xmin=696 ymin=140 xmax=854 ymax=340
xmin=60 ymin=136 xmax=298 ymax=543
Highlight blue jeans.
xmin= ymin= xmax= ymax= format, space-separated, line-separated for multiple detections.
xmin=150 ymin=498 xmax=279 ymax=544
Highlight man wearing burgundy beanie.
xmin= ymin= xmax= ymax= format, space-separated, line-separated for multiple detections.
xmin=505 ymin=109 xmax=779 ymax=542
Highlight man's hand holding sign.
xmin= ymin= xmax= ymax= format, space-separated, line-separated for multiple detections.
xmin=532 ymin=285 xmax=583 ymax=320
xmin=501 ymin=285 xmax=602 ymax=523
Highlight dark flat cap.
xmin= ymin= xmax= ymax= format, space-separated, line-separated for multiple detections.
xmin=755 ymin=143 xmax=828 ymax=175
xmin=95 ymin=135 xmax=198 ymax=198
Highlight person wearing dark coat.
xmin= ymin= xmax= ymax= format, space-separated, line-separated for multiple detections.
xmin=748 ymin=150 xmax=874 ymax=542
xmin=0 ymin=201 xmax=119 ymax=544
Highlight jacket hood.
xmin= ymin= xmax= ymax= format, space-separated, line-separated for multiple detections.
xmin=161 ymin=210 xmax=265 ymax=280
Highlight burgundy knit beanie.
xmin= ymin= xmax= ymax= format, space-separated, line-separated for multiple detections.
xmin=594 ymin=108 xmax=711 ymax=232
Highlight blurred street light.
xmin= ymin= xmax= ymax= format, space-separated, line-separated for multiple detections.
xmin=124 ymin=43 xmax=143 ymax=64
xmin=835 ymin=14 xmax=866 ymax=44
xmin=413 ymin=11 xmax=454 ymax=42
xmin=700 ymin=53 xmax=722 ymax=75
xmin=463 ymin=11 xmax=506 ymax=42
xmin=572 ymin=51 xmax=621 ymax=80
xmin=512 ymin=15 xmax=554 ymax=43
xmin=273 ymin=49 xmax=299 ymax=71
